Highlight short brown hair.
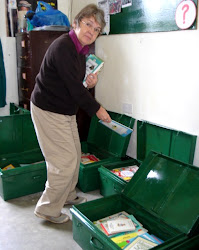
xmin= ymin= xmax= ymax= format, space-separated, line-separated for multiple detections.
xmin=74 ymin=4 xmax=106 ymax=32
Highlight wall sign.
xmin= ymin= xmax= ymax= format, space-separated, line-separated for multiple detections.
xmin=175 ymin=0 xmax=197 ymax=29
xmin=109 ymin=0 xmax=198 ymax=34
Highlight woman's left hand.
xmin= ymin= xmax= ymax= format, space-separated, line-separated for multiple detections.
xmin=86 ymin=73 xmax=98 ymax=89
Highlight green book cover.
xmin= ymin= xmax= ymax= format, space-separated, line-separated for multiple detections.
xmin=83 ymin=54 xmax=104 ymax=87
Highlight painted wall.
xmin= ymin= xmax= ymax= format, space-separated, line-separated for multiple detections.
xmin=66 ymin=0 xmax=199 ymax=166
xmin=0 ymin=0 xmax=198 ymax=166
xmin=0 ymin=1 xmax=18 ymax=116
xmin=95 ymin=31 xmax=199 ymax=164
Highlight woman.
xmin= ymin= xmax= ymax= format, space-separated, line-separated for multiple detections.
xmin=31 ymin=4 xmax=111 ymax=224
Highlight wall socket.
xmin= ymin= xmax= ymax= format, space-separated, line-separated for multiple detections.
xmin=122 ymin=103 xmax=133 ymax=115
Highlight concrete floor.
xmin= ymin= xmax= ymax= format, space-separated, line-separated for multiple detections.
xmin=0 ymin=188 xmax=102 ymax=250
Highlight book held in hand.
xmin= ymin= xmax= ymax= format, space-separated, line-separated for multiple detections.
xmin=99 ymin=120 xmax=133 ymax=137
xmin=83 ymin=54 xmax=104 ymax=87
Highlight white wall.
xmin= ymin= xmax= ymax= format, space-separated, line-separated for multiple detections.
xmin=0 ymin=1 xmax=18 ymax=116
xmin=0 ymin=0 xmax=198 ymax=166
xmin=0 ymin=0 xmax=7 ymax=37
xmin=58 ymin=0 xmax=72 ymax=22
xmin=95 ymin=31 xmax=199 ymax=166
xmin=65 ymin=0 xmax=199 ymax=166
xmin=0 ymin=37 xmax=18 ymax=116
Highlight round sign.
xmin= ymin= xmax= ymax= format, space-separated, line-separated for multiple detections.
xmin=175 ymin=0 xmax=196 ymax=30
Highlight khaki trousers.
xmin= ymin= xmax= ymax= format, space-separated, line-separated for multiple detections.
xmin=31 ymin=103 xmax=81 ymax=217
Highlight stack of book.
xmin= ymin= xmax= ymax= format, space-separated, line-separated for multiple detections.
xmin=111 ymin=165 xmax=139 ymax=182
xmin=81 ymin=153 xmax=100 ymax=165
xmin=93 ymin=211 xmax=164 ymax=249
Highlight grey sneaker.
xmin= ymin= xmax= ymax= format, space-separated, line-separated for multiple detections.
xmin=34 ymin=211 xmax=69 ymax=224
xmin=64 ymin=196 xmax=87 ymax=205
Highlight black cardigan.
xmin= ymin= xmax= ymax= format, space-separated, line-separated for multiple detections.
xmin=31 ymin=33 xmax=100 ymax=117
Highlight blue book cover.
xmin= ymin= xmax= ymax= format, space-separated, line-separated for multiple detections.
xmin=99 ymin=120 xmax=133 ymax=137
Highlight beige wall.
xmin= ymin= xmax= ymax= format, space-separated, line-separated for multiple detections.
xmin=0 ymin=1 xmax=7 ymax=37
xmin=63 ymin=0 xmax=199 ymax=166
xmin=0 ymin=0 xmax=198 ymax=166
xmin=0 ymin=1 xmax=18 ymax=116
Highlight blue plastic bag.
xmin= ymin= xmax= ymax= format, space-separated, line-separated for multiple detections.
xmin=30 ymin=1 xmax=70 ymax=27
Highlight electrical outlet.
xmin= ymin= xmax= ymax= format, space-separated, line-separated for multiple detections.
xmin=122 ymin=103 xmax=133 ymax=115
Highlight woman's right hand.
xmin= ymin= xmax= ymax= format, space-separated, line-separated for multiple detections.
xmin=96 ymin=106 xmax=111 ymax=123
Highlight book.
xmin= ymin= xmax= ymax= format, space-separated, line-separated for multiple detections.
xmin=81 ymin=154 xmax=99 ymax=164
xmin=83 ymin=54 xmax=104 ymax=88
xmin=111 ymin=232 xmax=160 ymax=248
xmin=141 ymin=233 xmax=162 ymax=245
xmin=111 ymin=232 xmax=139 ymax=244
xmin=2 ymin=164 xmax=15 ymax=171
xmin=111 ymin=165 xmax=139 ymax=182
xmin=94 ymin=211 xmax=148 ymax=238
xmin=124 ymin=236 xmax=158 ymax=249
xmin=94 ymin=211 xmax=130 ymax=225
xmin=99 ymin=120 xmax=133 ymax=137
xmin=94 ymin=211 xmax=131 ymax=236
xmin=150 ymin=234 xmax=164 ymax=244
xmin=101 ymin=218 xmax=136 ymax=236
xmin=107 ymin=218 xmax=136 ymax=234
xmin=126 ymin=215 xmax=146 ymax=233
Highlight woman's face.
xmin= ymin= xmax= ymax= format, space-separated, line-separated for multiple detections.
xmin=73 ymin=16 xmax=102 ymax=46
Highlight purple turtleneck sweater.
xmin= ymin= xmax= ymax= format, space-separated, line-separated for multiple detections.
xmin=69 ymin=29 xmax=89 ymax=55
